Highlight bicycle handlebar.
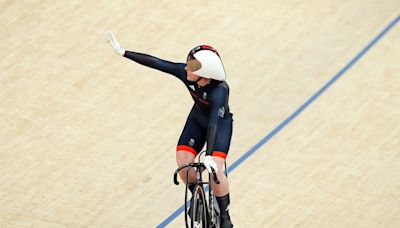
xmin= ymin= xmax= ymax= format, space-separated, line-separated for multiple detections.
xmin=173 ymin=163 xmax=220 ymax=185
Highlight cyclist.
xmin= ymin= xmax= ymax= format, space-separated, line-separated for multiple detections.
xmin=106 ymin=32 xmax=234 ymax=227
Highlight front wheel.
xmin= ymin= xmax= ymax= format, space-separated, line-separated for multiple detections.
xmin=191 ymin=185 xmax=208 ymax=228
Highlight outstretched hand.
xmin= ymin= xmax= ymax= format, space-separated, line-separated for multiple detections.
xmin=106 ymin=31 xmax=125 ymax=56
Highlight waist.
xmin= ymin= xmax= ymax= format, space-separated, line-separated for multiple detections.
xmin=192 ymin=104 xmax=232 ymax=118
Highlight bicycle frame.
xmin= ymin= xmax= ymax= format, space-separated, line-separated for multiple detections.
xmin=173 ymin=154 xmax=221 ymax=227
xmin=197 ymin=151 xmax=223 ymax=226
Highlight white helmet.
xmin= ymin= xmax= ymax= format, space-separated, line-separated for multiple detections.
xmin=187 ymin=45 xmax=226 ymax=81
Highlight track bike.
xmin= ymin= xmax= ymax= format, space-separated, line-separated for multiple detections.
xmin=174 ymin=151 xmax=227 ymax=228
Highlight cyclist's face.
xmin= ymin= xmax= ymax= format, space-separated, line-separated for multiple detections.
xmin=185 ymin=65 xmax=201 ymax=82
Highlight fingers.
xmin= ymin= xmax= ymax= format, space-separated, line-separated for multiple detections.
xmin=105 ymin=31 xmax=125 ymax=56
xmin=211 ymin=161 xmax=218 ymax=173
xmin=106 ymin=31 xmax=112 ymax=42
xmin=204 ymin=161 xmax=211 ymax=173
xmin=204 ymin=160 xmax=218 ymax=173
xmin=205 ymin=165 xmax=213 ymax=174
xmin=204 ymin=156 xmax=218 ymax=173
xmin=210 ymin=158 xmax=219 ymax=173
xmin=106 ymin=31 xmax=118 ymax=46
xmin=106 ymin=31 xmax=114 ymax=42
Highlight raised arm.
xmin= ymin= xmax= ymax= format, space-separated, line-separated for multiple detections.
xmin=123 ymin=51 xmax=184 ymax=76
xmin=106 ymin=31 xmax=185 ymax=77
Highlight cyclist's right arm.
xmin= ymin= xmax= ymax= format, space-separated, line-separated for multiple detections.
xmin=123 ymin=51 xmax=185 ymax=77
xmin=106 ymin=31 xmax=185 ymax=78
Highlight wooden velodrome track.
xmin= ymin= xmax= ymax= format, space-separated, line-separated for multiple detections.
xmin=1 ymin=1 xmax=399 ymax=227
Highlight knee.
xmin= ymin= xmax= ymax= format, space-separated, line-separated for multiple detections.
xmin=211 ymin=156 xmax=226 ymax=170
xmin=176 ymin=150 xmax=195 ymax=166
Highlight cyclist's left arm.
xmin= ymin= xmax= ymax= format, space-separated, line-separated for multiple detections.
xmin=206 ymin=86 xmax=229 ymax=156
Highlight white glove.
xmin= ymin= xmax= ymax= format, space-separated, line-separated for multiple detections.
xmin=204 ymin=155 xmax=218 ymax=173
xmin=106 ymin=31 xmax=125 ymax=56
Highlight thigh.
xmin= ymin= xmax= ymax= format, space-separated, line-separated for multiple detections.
xmin=177 ymin=112 xmax=207 ymax=157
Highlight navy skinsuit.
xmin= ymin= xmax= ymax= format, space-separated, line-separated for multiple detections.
xmin=124 ymin=51 xmax=233 ymax=159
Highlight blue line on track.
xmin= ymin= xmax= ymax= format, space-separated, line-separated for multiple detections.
xmin=157 ymin=15 xmax=400 ymax=228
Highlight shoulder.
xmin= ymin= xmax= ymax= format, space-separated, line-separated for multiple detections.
xmin=171 ymin=63 xmax=188 ymax=80
xmin=214 ymin=81 xmax=229 ymax=94
xmin=210 ymin=81 xmax=229 ymax=100
xmin=217 ymin=81 xmax=229 ymax=91
xmin=164 ymin=62 xmax=186 ymax=72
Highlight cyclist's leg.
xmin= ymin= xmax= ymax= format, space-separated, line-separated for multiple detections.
xmin=210 ymin=156 xmax=233 ymax=228
xmin=176 ymin=149 xmax=196 ymax=183
xmin=210 ymin=157 xmax=233 ymax=228
xmin=209 ymin=113 xmax=233 ymax=227
xmin=210 ymin=113 xmax=233 ymax=196
xmin=176 ymin=109 xmax=207 ymax=221
xmin=176 ymin=110 xmax=207 ymax=184
xmin=210 ymin=156 xmax=229 ymax=196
